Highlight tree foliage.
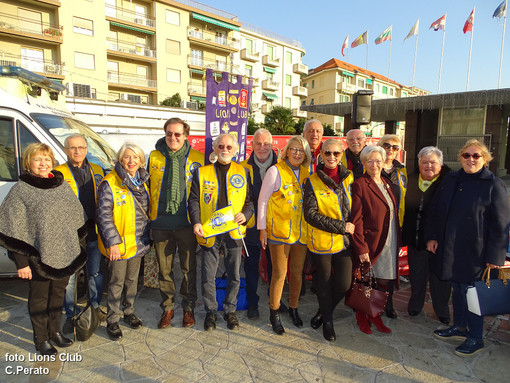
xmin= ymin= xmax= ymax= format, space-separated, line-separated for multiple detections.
xmin=160 ymin=93 xmax=182 ymax=107
xmin=323 ymin=123 xmax=337 ymax=136
xmin=247 ymin=117 xmax=259 ymax=135
xmin=263 ymin=106 xmax=295 ymax=135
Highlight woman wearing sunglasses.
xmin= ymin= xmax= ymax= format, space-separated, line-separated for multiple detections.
xmin=303 ymin=139 xmax=354 ymax=341
xmin=376 ymin=134 xmax=407 ymax=319
xmin=426 ymin=139 xmax=510 ymax=356
xmin=258 ymin=136 xmax=310 ymax=335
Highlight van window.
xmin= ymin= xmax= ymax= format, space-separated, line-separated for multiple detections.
xmin=18 ymin=121 xmax=39 ymax=159
xmin=0 ymin=118 xmax=16 ymax=181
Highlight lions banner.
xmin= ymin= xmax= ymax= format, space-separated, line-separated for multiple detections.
xmin=205 ymin=68 xmax=252 ymax=164
xmin=201 ymin=205 xmax=239 ymax=238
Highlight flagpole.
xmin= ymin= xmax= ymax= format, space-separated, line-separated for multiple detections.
xmin=388 ymin=27 xmax=392 ymax=80
xmin=412 ymin=34 xmax=418 ymax=89
xmin=438 ymin=26 xmax=446 ymax=93
xmin=466 ymin=18 xmax=474 ymax=91
xmin=498 ymin=1 xmax=507 ymax=88
xmin=366 ymin=30 xmax=369 ymax=69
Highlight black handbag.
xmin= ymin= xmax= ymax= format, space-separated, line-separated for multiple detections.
xmin=71 ymin=269 xmax=99 ymax=341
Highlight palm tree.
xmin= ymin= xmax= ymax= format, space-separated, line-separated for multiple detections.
xmin=263 ymin=106 xmax=295 ymax=135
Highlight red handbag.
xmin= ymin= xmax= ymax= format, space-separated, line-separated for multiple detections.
xmin=345 ymin=262 xmax=389 ymax=317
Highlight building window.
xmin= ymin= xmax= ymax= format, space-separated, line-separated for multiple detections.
xmin=18 ymin=9 xmax=42 ymax=34
xmin=216 ymin=55 xmax=227 ymax=71
xmin=389 ymin=88 xmax=394 ymax=96
xmin=266 ymin=45 xmax=274 ymax=60
xmin=190 ymin=50 xmax=203 ymax=66
xmin=73 ymin=17 xmax=93 ymax=36
xmin=375 ymin=84 xmax=380 ymax=92
xmin=285 ymin=74 xmax=292 ymax=86
xmin=21 ymin=47 xmax=44 ymax=72
xmin=285 ymin=97 xmax=291 ymax=109
xmin=74 ymin=52 xmax=95 ymax=70
xmin=245 ymin=38 xmax=254 ymax=54
xmin=166 ymin=9 xmax=180 ymax=25
xmin=441 ymin=107 xmax=485 ymax=135
xmin=310 ymin=98 xmax=314 ymax=105
xmin=382 ymin=86 xmax=388 ymax=94
xmin=166 ymin=39 xmax=180 ymax=55
xmin=286 ymin=51 xmax=292 ymax=64
xmin=245 ymin=64 xmax=253 ymax=77
xmin=166 ymin=68 xmax=181 ymax=83
xmin=357 ymin=78 xmax=365 ymax=88
xmin=311 ymin=80 xmax=315 ymax=89
xmin=402 ymin=91 xmax=407 ymax=97
xmin=266 ymin=72 xmax=273 ymax=80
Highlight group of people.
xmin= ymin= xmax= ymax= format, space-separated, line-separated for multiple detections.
xmin=0 ymin=117 xmax=508 ymax=359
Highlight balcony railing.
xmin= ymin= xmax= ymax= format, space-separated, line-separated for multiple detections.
xmin=106 ymin=38 xmax=156 ymax=59
xmin=0 ymin=12 xmax=63 ymax=40
xmin=292 ymin=108 xmax=307 ymax=118
xmin=262 ymin=79 xmax=279 ymax=91
xmin=105 ymin=5 xmax=155 ymax=28
xmin=0 ymin=53 xmax=64 ymax=75
xmin=187 ymin=27 xmax=239 ymax=51
xmin=240 ymin=48 xmax=260 ymax=62
xmin=107 ymin=71 xmax=156 ymax=88
xmin=292 ymin=86 xmax=308 ymax=97
xmin=262 ymin=55 xmax=280 ymax=67
xmin=293 ymin=63 xmax=308 ymax=75
xmin=187 ymin=55 xmax=229 ymax=72
xmin=337 ymin=82 xmax=356 ymax=93
xmin=188 ymin=82 xmax=206 ymax=95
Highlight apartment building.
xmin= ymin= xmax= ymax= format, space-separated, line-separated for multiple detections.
xmin=0 ymin=0 xmax=307 ymax=125
xmin=303 ymin=58 xmax=429 ymax=136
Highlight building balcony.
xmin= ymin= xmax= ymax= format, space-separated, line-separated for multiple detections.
xmin=107 ymin=71 xmax=156 ymax=89
xmin=261 ymin=104 xmax=273 ymax=114
xmin=188 ymin=82 xmax=206 ymax=97
xmin=262 ymin=55 xmax=280 ymax=67
xmin=292 ymin=108 xmax=307 ymax=118
xmin=187 ymin=27 xmax=239 ymax=52
xmin=106 ymin=39 xmax=156 ymax=61
xmin=0 ymin=12 xmax=63 ymax=43
xmin=105 ymin=5 xmax=155 ymax=30
xmin=187 ymin=55 xmax=228 ymax=72
xmin=293 ymin=63 xmax=308 ymax=75
xmin=240 ymin=48 xmax=260 ymax=62
xmin=337 ymin=82 xmax=356 ymax=93
xmin=292 ymin=86 xmax=307 ymax=97
xmin=0 ymin=53 xmax=64 ymax=76
xmin=262 ymin=79 xmax=279 ymax=91
xmin=37 ymin=0 xmax=61 ymax=6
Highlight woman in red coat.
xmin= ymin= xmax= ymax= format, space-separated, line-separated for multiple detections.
xmin=351 ymin=145 xmax=401 ymax=334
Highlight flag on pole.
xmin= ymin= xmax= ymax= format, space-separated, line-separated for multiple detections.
xmin=463 ymin=7 xmax=475 ymax=33
xmin=493 ymin=1 xmax=507 ymax=18
xmin=201 ymin=205 xmax=239 ymax=238
xmin=375 ymin=25 xmax=392 ymax=45
xmin=341 ymin=35 xmax=349 ymax=56
xmin=430 ymin=14 xmax=446 ymax=31
xmin=404 ymin=19 xmax=419 ymax=41
xmin=351 ymin=31 xmax=368 ymax=48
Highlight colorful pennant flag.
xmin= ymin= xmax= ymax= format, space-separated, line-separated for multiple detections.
xmin=351 ymin=31 xmax=368 ymax=48
xmin=341 ymin=35 xmax=349 ymax=56
xmin=375 ymin=25 xmax=392 ymax=45
xmin=201 ymin=205 xmax=239 ymax=238
xmin=404 ymin=19 xmax=420 ymax=41
xmin=430 ymin=13 xmax=446 ymax=31
xmin=493 ymin=1 xmax=507 ymax=18
xmin=463 ymin=7 xmax=475 ymax=33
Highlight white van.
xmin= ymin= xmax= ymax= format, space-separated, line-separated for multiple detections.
xmin=0 ymin=66 xmax=117 ymax=276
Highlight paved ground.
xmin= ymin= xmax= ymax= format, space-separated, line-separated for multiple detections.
xmin=0 ymin=264 xmax=509 ymax=383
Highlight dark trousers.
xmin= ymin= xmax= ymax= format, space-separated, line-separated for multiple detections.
xmin=28 ymin=275 xmax=69 ymax=344
xmin=153 ymin=228 xmax=198 ymax=312
xmin=408 ymin=246 xmax=451 ymax=318
xmin=314 ymin=249 xmax=352 ymax=323
xmin=451 ymin=281 xmax=484 ymax=340
xmin=244 ymin=227 xmax=270 ymax=308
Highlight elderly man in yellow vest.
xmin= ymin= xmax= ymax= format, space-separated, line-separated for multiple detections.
xmin=148 ymin=117 xmax=204 ymax=329
xmin=54 ymin=133 xmax=105 ymax=334
xmin=188 ymin=133 xmax=254 ymax=331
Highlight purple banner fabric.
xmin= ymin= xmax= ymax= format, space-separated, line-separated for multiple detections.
xmin=205 ymin=68 xmax=252 ymax=164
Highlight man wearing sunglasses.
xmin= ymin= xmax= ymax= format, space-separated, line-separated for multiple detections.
xmin=148 ymin=117 xmax=204 ymax=330
xmin=188 ymin=133 xmax=254 ymax=331
xmin=342 ymin=129 xmax=366 ymax=179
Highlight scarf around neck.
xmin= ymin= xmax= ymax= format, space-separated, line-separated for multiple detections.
xmin=165 ymin=141 xmax=188 ymax=214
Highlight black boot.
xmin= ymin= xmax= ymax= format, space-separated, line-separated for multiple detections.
xmin=269 ymin=309 xmax=285 ymax=335
xmin=289 ymin=307 xmax=303 ymax=328
xmin=310 ymin=310 xmax=323 ymax=329
xmin=322 ymin=322 xmax=336 ymax=341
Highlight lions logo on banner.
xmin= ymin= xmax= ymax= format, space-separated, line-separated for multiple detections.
xmin=202 ymin=205 xmax=239 ymax=238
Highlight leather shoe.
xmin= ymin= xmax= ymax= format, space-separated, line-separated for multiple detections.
xmin=408 ymin=310 xmax=419 ymax=317
xmin=36 ymin=341 xmax=57 ymax=356
xmin=158 ymin=310 xmax=174 ymax=329
xmin=224 ymin=312 xmax=239 ymax=330
xmin=310 ymin=310 xmax=323 ymax=329
xmin=289 ymin=307 xmax=303 ymax=328
xmin=322 ymin=322 xmax=336 ymax=341
xmin=182 ymin=310 xmax=195 ymax=328
xmin=439 ymin=316 xmax=450 ymax=325
xmin=51 ymin=332 xmax=73 ymax=347
xmin=433 ymin=326 xmax=468 ymax=340
xmin=455 ymin=338 xmax=484 ymax=356
xmin=278 ymin=300 xmax=288 ymax=313
xmin=204 ymin=312 xmax=217 ymax=331
xmin=385 ymin=309 xmax=397 ymax=319
xmin=247 ymin=305 xmax=260 ymax=320
xmin=123 ymin=313 xmax=142 ymax=329
xmin=107 ymin=322 xmax=123 ymax=340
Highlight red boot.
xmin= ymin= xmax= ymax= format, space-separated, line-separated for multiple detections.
xmin=368 ymin=314 xmax=391 ymax=333
xmin=355 ymin=311 xmax=372 ymax=334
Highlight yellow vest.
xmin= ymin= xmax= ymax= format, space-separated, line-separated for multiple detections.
xmin=196 ymin=162 xmax=249 ymax=247
xmin=97 ymin=170 xmax=149 ymax=260
xmin=395 ymin=167 xmax=407 ymax=227
xmin=239 ymin=159 xmax=255 ymax=229
xmin=266 ymin=161 xmax=309 ymax=245
xmin=148 ymin=148 xmax=203 ymax=221
xmin=55 ymin=162 xmax=104 ymax=201
xmin=307 ymin=172 xmax=353 ymax=254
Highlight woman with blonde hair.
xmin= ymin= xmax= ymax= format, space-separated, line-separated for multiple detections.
xmin=97 ymin=143 xmax=151 ymax=340
xmin=258 ymin=135 xmax=310 ymax=334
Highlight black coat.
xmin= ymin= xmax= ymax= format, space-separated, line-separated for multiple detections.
xmin=425 ymin=167 xmax=510 ymax=283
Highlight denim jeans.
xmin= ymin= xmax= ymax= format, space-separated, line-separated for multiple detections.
xmin=64 ymin=240 xmax=104 ymax=318
xmin=451 ymin=281 xmax=484 ymax=340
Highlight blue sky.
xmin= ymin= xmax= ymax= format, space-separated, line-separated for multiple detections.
xmin=203 ymin=0 xmax=509 ymax=94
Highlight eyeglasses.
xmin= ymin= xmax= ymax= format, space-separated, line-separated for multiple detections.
xmin=288 ymin=147 xmax=306 ymax=155
xmin=367 ymin=160 xmax=382 ymax=166
xmin=166 ymin=131 xmax=183 ymax=138
xmin=67 ymin=146 xmax=87 ymax=152
xmin=218 ymin=144 xmax=233 ymax=150
xmin=461 ymin=153 xmax=483 ymax=160
xmin=323 ymin=151 xmax=342 ymax=158
xmin=382 ymin=143 xmax=400 ymax=151
xmin=347 ymin=136 xmax=364 ymax=142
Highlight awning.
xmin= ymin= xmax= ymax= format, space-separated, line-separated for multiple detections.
xmin=263 ymin=66 xmax=277 ymax=74
xmin=366 ymin=79 xmax=373 ymax=85
xmin=192 ymin=13 xmax=240 ymax=31
xmin=110 ymin=21 xmax=155 ymax=35
xmin=263 ymin=92 xmax=278 ymax=100
xmin=190 ymin=68 xmax=204 ymax=75
xmin=191 ymin=96 xmax=206 ymax=102
xmin=342 ymin=71 xmax=354 ymax=77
